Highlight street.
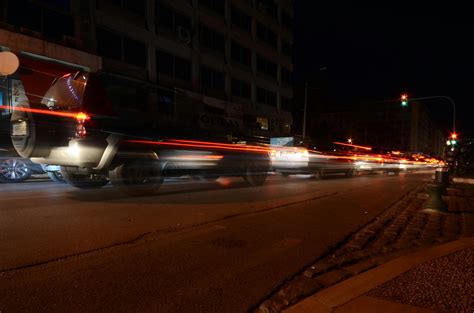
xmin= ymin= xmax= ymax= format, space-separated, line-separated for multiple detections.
xmin=0 ymin=171 xmax=432 ymax=312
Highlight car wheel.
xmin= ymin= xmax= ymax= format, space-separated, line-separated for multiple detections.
xmin=47 ymin=171 xmax=66 ymax=183
xmin=0 ymin=158 xmax=32 ymax=183
xmin=312 ymin=168 xmax=325 ymax=179
xmin=109 ymin=159 xmax=163 ymax=196
xmin=345 ymin=169 xmax=356 ymax=177
xmin=243 ymin=162 xmax=268 ymax=186
xmin=60 ymin=166 xmax=109 ymax=189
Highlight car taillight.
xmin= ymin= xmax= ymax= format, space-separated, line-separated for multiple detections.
xmin=75 ymin=112 xmax=90 ymax=137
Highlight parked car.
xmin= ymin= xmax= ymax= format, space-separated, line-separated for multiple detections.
xmin=0 ymin=147 xmax=44 ymax=183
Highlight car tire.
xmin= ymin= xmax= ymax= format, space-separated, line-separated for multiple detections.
xmin=345 ymin=169 xmax=356 ymax=177
xmin=60 ymin=166 xmax=109 ymax=189
xmin=47 ymin=171 xmax=66 ymax=183
xmin=313 ymin=168 xmax=325 ymax=179
xmin=109 ymin=159 xmax=163 ymax=196
xmin=243 ymin=162 xmax=268 ymax=186
xmin=0 ymin=158 xmax=32 ymax=183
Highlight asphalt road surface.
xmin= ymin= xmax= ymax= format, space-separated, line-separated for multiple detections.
xmin=0 ymin=171 xmax=432 ymax=312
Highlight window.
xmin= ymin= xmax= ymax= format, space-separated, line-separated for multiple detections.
xmin=257 ymin=87 xmax=276 ymax=107
xmin=281 ymin=9 xmax=293 ymax=29
xmin=156 ymin=3 xmax=191 ymax=33
xmin=280 ymin=95 xmax=292 ymax=111
xmin=256 ymin=22 xmax=277 ymax=48
xmin=281 ymin=67 xmax=292 ymax=85
xmin=231 ymin=6 xmax=252 ymax=33
xmin=201 ymin=66 xmax=225 ymax=91
xmin=256 ymin=116 xmax=269 ymax=130
xmin=256 ymin=55 xmax=277 ymax=77
xmin=257 ymin=0 xmax=277 ymax=19
xmin=199 ymin=0 xmax=225 ymax=16
xmin=96 ymin=27 xmax=122 ymax=61
xmin=103 ymin=0 xmax=145 ymax=15
xmin=200 ymin=25 xmax=225 ymax=53
xmin=281 ymin=40 xmax=292 ymax=58
xmin=158 ymin=89 xmax=175 ymax=115
xmin=123 ymin=37 xmax=147 ymax=67
xmin=43 ymin=9 xmax=74 ymax=39
xmin=123 ymin=0 xmax=146 ymax=16
xmin=231 ymin=78 xmax=251 ymax=99
xmin=156 ymin=50 xmax=191 ymax=82
xmin=100 ymin=75 xmax=148 ymax=112
xmin=96 ymin=27 xmax=147 ymax=67
xmin=231 ymin=41 xmax=251 ymax=66
xmin=7 ymin=0 xmax=73 ymax=40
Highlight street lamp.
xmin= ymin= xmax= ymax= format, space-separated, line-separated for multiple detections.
xmin=347 ymin=138 xmax=353 ymax=144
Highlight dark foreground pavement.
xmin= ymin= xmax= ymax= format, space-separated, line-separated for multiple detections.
xmin=281 ymin=183 xmax=474 ymax=313
xmin=0 ymin=172 xmax=433 ymax=312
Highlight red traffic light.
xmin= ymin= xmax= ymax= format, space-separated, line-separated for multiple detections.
xmin=401 ymin=94 xmax=408 ymax=100
xmin=450 ymin=132 xmax=458 ymax=140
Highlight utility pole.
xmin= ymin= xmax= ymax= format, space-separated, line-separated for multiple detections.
xmin=303 ymin=82 xmax=308 ymax=138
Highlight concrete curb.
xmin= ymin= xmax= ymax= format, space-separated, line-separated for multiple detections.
xmin=284 ymin=237 xmax=474 ymax=312
xmin=452 ymin=177 xmax=474 ymax=184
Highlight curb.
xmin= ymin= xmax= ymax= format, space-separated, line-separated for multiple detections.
xmin=452 ymin=177 xmax=474 ymax=184
xmin=284 ymin=237 xmax=474 ymax=312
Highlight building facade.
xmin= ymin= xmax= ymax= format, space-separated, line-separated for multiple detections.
xmin=0 ymin=0 xmax=293 ymax=142
xmin=315 ymin=101 xmax=446 ymax=157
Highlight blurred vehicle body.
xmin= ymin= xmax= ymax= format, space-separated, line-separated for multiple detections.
xmin=9 ymin=71 xmax=269 ymax=195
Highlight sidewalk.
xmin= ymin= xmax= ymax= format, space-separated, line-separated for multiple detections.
xmin=256 ymin=182 xmax=474 ymax=313
xmin=284 ymin=238 xmax=474 ymax=313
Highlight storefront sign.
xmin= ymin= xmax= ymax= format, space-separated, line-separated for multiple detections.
xmin=199 ymin=113 xmax=242 ymax=131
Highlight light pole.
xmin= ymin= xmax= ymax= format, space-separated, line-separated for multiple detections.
xmin=303 ymin=67 xmax=327 ymax=138
xmin=402 ymin=95 xmax=456 ymax=133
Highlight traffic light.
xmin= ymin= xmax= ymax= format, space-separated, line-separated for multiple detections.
xmin=447 ymin=132 xmax=458 ymax=146
xmin=401 ymin=94 xmax=408 ymax=107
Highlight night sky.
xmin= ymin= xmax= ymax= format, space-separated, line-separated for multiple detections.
xmin=294 ymin=2 xmax=474 ymax=136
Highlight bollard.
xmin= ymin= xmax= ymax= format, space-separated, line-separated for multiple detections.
xmin=434 ymin=166 xmax=450 ymax=190
xmin=422 ymin=183 xmax=448 ymax=212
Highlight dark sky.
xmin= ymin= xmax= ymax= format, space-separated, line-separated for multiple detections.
xmin=294 ymin=2 xmax=474 ymax=136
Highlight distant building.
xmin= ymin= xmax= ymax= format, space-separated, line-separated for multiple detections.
xmin=315 ymin=101 xmax=445 ymax=157
xmin=0 ymin=0 xmax=293 ymax=142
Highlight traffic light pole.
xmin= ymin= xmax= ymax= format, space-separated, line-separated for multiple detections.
xmin=408 ymin=95 xmax=456 ymax=133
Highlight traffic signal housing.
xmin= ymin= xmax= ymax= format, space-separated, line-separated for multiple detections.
xmin=401 ymin=94 xmax=408 ymax=107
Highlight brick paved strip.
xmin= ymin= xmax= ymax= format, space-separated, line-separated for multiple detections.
xmin=294 ymin=237 xmax=474 ymax=311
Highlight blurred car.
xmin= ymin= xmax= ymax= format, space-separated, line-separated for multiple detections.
xmin=9 ymin=71 xmax=270 ymax=195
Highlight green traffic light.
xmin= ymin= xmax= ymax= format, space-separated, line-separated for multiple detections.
xmin=451 ymin=140 xmax=457 ymax=145
xmin=401 ymin=101 xmax=408 ymax=107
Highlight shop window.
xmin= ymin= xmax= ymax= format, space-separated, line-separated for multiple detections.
xmin=256 ymin=116 xmax=269 ymax=130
